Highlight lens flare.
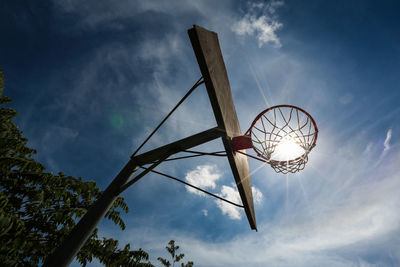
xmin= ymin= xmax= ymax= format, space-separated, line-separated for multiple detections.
xmin=273 ymin=136 xmax=304 ymax=161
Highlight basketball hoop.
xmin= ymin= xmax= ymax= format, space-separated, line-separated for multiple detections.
xmin=232 ymin=105 xmax=318 ymax=174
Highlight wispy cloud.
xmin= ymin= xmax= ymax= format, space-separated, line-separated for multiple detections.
xmin=339 ymin=93 xmax=353 ymax=105
xmin=233 ymin=1 xmax=284 ymax=48
xmin=53 ymin=0 xmax=236 ymax=33
xmin=384 ymin=128 xmax=392 ymax=152
xmin=375 ymin=128 xmax=393 ymax=165
xmin=40 ymin=126 xmax=79 ymax=171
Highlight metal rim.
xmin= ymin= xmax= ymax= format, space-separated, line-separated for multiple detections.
xmin=246 ymin=104 xmax=319 ymax=165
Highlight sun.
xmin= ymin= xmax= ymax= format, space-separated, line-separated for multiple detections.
xmin=273 ymin=136 xmax=304 ymax=161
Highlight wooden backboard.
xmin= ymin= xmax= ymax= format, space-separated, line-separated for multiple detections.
xmin=188 ymin=25 xmax=257 ymax=230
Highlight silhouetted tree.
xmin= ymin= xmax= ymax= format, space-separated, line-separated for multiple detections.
xmin=157 ymin=240 xmax=194 ymax=267
xmin=0 ymin=69 xmax=152 ymax=266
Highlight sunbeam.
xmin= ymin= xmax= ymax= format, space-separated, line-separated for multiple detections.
xmin=296 ymin=176 xmax=313 ymax=218
xmin=244 ymin=52 xmax=271 ymax=108
xmin=286 ymin=172 xmax=289 ymax=213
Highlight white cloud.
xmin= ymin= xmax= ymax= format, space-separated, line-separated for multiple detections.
xmin=266 ymin=0 xmax=285 ymax=14
xmin=252 ymin=186 xmax=263 ymax=204
xmin=216 ymin=185 xmax=263 ymax=220
xmin=216 ymin=185 xmax=242 ymax=220
xmin=185 ymin=165 xmax=221 ymax=196
xmin=375 ymin=128 xmax=393 ymax=165
xmin=233 ymin=1 xmax=284 ymax=48
xmin=202 ymin=209 xmax=208 ymax=216
xmin=383 ymin=128 xmax=392 ymax=152
xmin=186 ymin=164 xmax=263 ymax=220
xmin=234 ymin=15 xmax=282 ymax=48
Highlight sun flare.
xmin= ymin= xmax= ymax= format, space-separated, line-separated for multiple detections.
xmin=273 ymin=136 xmax=304 ymax=161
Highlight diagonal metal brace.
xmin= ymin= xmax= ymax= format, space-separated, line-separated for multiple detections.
xmin=132 ymin=127 xmax=226 ymax=165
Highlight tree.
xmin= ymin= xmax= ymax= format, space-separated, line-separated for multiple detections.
xmin=0 ymin=69 xmax=153 ymax=266
xmin=157 ymin=240 xmax=194 ymax=267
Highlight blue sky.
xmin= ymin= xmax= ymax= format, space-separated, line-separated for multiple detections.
xmin=2 ymin=0 xmax=400 ymax=266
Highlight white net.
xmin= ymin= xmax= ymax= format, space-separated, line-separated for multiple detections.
xmin=249 ymin=105 xmax=318 ymax=174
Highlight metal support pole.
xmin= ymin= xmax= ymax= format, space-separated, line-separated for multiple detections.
xmin=43 ymin=158 xmax=140 ymax=267
xmin=43 ymin=127 xmax=225 ymax=267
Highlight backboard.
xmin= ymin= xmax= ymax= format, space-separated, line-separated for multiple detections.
xmin=188 ymin=25 xmax=257 ymax=230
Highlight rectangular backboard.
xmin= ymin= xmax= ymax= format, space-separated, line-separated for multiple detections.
xmin=188 ymin=25 xmax=257 ymax=230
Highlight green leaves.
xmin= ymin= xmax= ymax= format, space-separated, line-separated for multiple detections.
xmin=78 ymin=237 xmax=153 ymax=267
xmin=158 ymin=240 xmax=193 ymax=267
xmin=157 ymin=257 xmax=171 ymax=267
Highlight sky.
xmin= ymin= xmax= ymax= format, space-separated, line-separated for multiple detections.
xmin=1 ymin=0 xmax=400 ymax=266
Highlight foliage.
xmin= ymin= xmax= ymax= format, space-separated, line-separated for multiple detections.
xmin=157 ymin=240 xmax=193 ymax=267
xmin=0 ymin=69 xmax=153 ymax=266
